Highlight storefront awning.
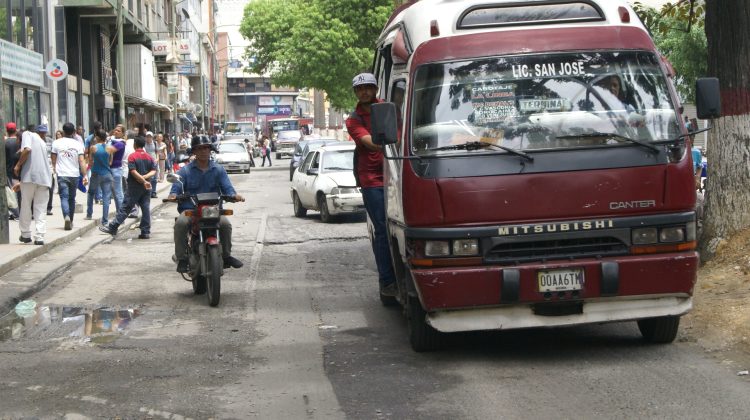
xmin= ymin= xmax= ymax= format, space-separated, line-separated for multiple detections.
xmin=125 ymin=95 xmax=172 ymax=112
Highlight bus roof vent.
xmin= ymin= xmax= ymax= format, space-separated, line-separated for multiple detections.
xmin=457 ymin=1 xmax=605 ymax=30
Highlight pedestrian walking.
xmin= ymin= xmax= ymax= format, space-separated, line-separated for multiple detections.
xmin=156 ymin=132 xmax=167 ymax=182
xmin=108 ymin=125 xmax=127 ymax=213
xmin=85 ymin=121 xmax=103 ymax=204
xmin=100 ymin=136 xmax=156 ymax=239
xmin=13 ymin=125 xmax=53 ymax=245
xmin=261 ymin=135 xmax=272 ymax=167
xmin=86 ymin=130 xmax=115 ymax=226
xmin=34 ymin=125 xmax=55 ymax=216
xmin=144 ymin=131 xmax=159 ymax=197
xmin=4 ymin=122 xmax=21 ymax=220
xmin=51 ymin=122 xmax=87 ymax=231
xmin=345 ymin=72 xmax=397 ymax=298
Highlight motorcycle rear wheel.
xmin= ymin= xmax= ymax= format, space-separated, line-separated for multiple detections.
xmin=206 ymin=246 xmax=222 ymax=307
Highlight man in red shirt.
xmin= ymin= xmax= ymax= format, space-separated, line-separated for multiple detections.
xmin=345 ymin=72 xmax=397 ymax=298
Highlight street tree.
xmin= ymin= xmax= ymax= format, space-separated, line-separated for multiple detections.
xmin=634 ymin=4 xmax=706 ymax=101
xmin=636 ymin=0 xmax=750 ymax=259
xmin=239 ymin=0 xmax=393 ymax=110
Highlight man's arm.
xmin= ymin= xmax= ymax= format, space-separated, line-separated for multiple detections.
xmin=217 ymin=167 xmax=244 ymax=201
xmin=50 ymin=153 xmax=58 ymax=174
xmin=13 ymin=148 xmax=30 ymax=177
xmin=346 ymin=117 xmax=380 ymax=152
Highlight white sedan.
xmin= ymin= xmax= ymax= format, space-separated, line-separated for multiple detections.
xmin=215 ymin=141 xmax=252 ymax=173
xmin=290 ymin=144 xmax=364 ymax=222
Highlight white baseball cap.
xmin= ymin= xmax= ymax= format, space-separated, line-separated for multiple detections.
xmin=145 ymin=131 xmax=154 ymax=137
xmin=352 ymin=73 xmax=377 ymax=88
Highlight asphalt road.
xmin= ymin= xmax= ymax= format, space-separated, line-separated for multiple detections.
xmin=0 ymin=162 xmax=749 ymax=419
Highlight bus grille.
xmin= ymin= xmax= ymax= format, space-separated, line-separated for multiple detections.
xmin=485 ymin=237 xmax=628 ymax=265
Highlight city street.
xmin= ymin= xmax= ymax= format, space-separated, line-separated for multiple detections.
xmin=1 ymin=165 xmax=749 ymax=419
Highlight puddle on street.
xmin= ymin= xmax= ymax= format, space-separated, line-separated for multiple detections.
xmin=0 ymin=304 xmax=141 ymax=344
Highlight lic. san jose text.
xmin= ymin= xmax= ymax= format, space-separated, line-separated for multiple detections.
xmin=512 ymin=61 xmax=586 ymax=78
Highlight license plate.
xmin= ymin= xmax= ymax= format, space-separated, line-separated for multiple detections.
xmin=537 ymin=268 xmax=584 ymax=292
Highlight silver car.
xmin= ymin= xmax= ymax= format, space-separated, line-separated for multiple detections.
xmin=215 ymin=142 xmax=252 ymax=173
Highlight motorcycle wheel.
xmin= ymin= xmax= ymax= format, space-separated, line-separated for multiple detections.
xmin=206 ymin=245 xmax=222 ymax=307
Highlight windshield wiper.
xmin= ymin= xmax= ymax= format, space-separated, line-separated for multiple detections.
xmin=556 ymin=132 xmax=660 ymax=154
xmin=324 ymin=167 xmax=351 ymax=171
xmin=425 ymin=141 xmax=534 ymax=162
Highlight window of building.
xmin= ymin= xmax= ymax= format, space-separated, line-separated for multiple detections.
xmin=26 ymin=88 xmax=38 ymax=125
xmin=10 ymin=0 xmax=23 ymax=46
xmin=24 ymin=0 xmax=34 ymax=50
xmin=2 ymin=85 xmax=12 ymax=124
xmin=0 ymin=0 xmax=8 ymax=40
xmin=13 ymin=87 xmax=26 ymax=129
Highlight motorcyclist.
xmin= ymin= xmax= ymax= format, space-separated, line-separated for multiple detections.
xmin=169 ymin=135 xmax=245 ymax=273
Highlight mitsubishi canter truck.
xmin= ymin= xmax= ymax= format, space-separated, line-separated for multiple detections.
xmin=368 ymin=0 xmax=721 ymax=351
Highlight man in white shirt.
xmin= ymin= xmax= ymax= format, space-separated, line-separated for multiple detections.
xmin=51 ymin=122 xmax=87 ymax=230
xmin=13 ymin=125 xmax=53 ymax=245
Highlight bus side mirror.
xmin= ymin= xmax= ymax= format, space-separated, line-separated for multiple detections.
xmin=696 ymin=78 xmax=721 ymax=120
xmin=370 ymin=102 xmax=398 ymax=146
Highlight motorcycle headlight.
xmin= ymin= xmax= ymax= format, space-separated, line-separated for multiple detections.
xmin=201 ymin=206 xmax=220 ymax=219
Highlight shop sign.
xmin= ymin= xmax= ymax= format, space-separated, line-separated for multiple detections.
xmin=257 ymin=106 xmax=292 ymax=116
xmin=45 ymin=60 xmax=69 ymax=81
xmin=152 ymin=39 xmax=190 ymax=56
xmin=177 ymin=63 xmax=197 ymax=76
xmin=259 ymin=96 xmax=294 ymax=106
xmin=0 ymin=39 xmax=43 ymax=87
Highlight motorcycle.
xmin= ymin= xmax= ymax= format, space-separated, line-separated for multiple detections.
xmin=164 ymin=173 xmax=237 ymax=306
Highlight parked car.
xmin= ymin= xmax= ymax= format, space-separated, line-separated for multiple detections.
xmin=289 ymin=138 xmax=339 ymax=181
xmin=215 ymin=141 xmax=252 ymax=173
xmin=275 ymin=130 xmax=302 ymax=159
xmin=290 ymin=144 xmax=364 ymax=222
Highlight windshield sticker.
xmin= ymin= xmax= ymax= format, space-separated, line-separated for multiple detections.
xmin=471 ymin=83 xmax=517 ymax=123
xmin=512 ymin=61 xmax=587 ymax=78
xmin=519 ymin=98 xmax=572 ymax=113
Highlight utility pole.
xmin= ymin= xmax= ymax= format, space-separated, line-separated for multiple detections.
xmin=0 ymin=41 xmax=9 ymax=244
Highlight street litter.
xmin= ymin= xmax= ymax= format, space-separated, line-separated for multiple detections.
xmin=318 ymin=325 xmax=338 ymax=330
xmin=737 ymin=371 xmax=749 ymax=376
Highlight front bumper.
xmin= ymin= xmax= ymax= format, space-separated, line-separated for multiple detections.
xmin=326 ymin=193 xmax=365 ymax=215
xmin=428 ymin=296 xmax=692 ymax=333
xmin=412 ymin=251 xmax=699 ymax=331
xmin=219 ymin=162 xmax=250 ymax=172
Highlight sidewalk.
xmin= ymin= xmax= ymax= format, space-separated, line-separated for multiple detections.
xmin=0 ymin=180 xmax=174 ymax=279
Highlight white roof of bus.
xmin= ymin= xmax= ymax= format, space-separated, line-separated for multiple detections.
xmin=383 ymin=0 xmax=646 ymax=51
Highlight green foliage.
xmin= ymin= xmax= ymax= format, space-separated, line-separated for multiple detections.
xmin=633 ymin=1 xmax=707 ymax=101
xmin=240 ymin=0 xmax=394 ymax=110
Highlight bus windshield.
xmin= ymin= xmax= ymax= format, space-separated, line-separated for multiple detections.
xmin=225 ymin=122 xmax=254 ymax=134
xmin=411 ymin=51 xmax=680 ymax=156
xmin=269 ymin=119 xmax=299 ymax=132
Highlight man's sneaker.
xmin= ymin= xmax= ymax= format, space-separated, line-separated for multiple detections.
xmin=33 ymin=240 xmax=44 ymax=246
xmin=380 ymin=282 xmax=398 ymax=297
xmin=137 ymin=234 xmax=150 ymax=239
xmin=46 ymin=210 xmax=53 ymax=215
xmin=64 ymin=216 xmax=72 ymax=231
xmin=84 ymin=216 xmax=93 ymax=220
xmin=223 ymin=256 xmax=244 ymax=269
xmin=98 ymin=224 xmax=116 ymax=236
xmin=176 ymin=259 xmax=189 ymax=273
xmin=18 ymin=236 xmax=31 ymax=244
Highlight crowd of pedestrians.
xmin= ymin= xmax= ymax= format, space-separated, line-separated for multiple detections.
xmin=3 ymin=120 xmax=185 ymax=245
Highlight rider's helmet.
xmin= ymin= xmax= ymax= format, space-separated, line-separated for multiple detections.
xmin=191 ymin=134 xmax=216 ymax=152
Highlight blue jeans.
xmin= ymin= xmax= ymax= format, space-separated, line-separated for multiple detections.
xmin=110 ymin=167 xmax=124 ymax=213
xmin=361 ymin=187 xmax=396 ymax=287
xmin=87 ymin=172 xmax=113 ymax=225
xmin=110 ymin=184 xmax=151 ymax=234
xmin=57 ymin=176 xmax=78 ymax=221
